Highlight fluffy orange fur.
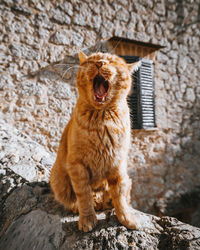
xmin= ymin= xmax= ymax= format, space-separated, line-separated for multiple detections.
xmin=50 ymin=51 xmax=141 ymax=232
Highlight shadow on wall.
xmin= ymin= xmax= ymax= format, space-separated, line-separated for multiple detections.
xmin=153 ymin=92 xmax=200 ymax=226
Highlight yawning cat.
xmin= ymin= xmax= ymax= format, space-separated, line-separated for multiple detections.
xmin=50 ymin=51 xmax=141 ymax=232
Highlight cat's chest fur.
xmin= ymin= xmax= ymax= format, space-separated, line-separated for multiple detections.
xmin=68 ymin=107 xmax=130 ymax=184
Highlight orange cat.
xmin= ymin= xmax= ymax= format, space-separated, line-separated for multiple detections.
xmin=50 ymin=51 xmax=141 ymax=232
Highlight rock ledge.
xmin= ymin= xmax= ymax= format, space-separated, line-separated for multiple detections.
xmin=0 ymin=180 xmax=200 ymax=250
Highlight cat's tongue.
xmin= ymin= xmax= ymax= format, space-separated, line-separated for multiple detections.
xmin=94 ymin=83 xmax=107 ymax=98
xmin=93 ymin=75 xmax=109 ymax=99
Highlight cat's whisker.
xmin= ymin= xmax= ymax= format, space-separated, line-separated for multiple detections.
xmin=62 ymin=65 xmax=83 ymax=79
xmin=95 ymin=41 xmax=103 ymax=54
xmin=53 ymin=63 xmax=69 ymax=67
xmin=53 ymin=63 xmax=75 ymax=68
xmin=109 ymin=38 xmax=122 ymax=55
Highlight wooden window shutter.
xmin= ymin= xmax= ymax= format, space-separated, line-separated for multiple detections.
xmin=121 ymin=56 xmax=156 ymax=129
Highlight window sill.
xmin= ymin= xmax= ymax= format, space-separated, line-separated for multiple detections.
xmin=131 ymin=127 xmax=159 ymax=133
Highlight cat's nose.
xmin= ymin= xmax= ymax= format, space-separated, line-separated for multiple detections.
xmin=95 ymin=61 xmax=103 ymax=69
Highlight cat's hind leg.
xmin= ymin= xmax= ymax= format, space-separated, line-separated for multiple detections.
xmin=50 ymin=161 xmax=78 ymax=213
xmin=93 ymin=181 xmax=112 ymax=211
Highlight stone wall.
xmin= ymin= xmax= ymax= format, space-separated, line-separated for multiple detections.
xmin=0 ymin=0 xmax=199 ymax=215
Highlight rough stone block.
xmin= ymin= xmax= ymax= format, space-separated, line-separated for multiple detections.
xmin=34 ymin=12 xmax=53 ymax=29
xmin=50 ymin=8 xmax=71 ymax=25
xmin=60 ymin=2 xmax=73 ymax=16
xmin=50 ymin=30 xmax=71 ymax=45
xmin=9 ymin=43 xmax=39 ymax=60
xmin=184 ymin=88 xmax=196 ymax=103
xmin=11 ymin=4 xmax=33 ymax=16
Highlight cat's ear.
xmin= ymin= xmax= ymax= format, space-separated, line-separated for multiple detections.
xmin=127 ymin=61 xmax=141 ymax=74
xmin=78 ymin=51 xmax=87 ymax=64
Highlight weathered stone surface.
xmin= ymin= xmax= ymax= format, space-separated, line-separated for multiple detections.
xmin=0 ymin=179 xmax=200 ymax=250
xmin=53 ymin=81 xmax=74 ymax=99
xmin=9 ymin=43 xmax=39 ymax=60
xmin=60 ymin=2 xmax=73 ymax=16
xmin=0 ymin=119 xmax=55 ymax=183
xmin=72 ymin=31 xmax=84 ymax=47
xmin=184 ymin=88 xmax=196 ymax=103
xmin=50 ymin=30 xmax=71 ymax=45
xmin=116 ymin=7 xmax=130 ymax=22
xmin=34 ymin=12 xmax=53 ymax=29
xmin=11 ymin=4 xmax=33 ymax=16
xmin=50 ymin=8 xmax=71 ymax=25
xmin=1 ymin=210 xmax=65 ymax=250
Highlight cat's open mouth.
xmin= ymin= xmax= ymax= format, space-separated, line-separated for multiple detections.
xmin=93 ymin=74 xmax=109 ymax=103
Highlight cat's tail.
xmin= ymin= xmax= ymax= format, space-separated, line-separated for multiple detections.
xmin=50 ymin=162 xmax=78 ymax=213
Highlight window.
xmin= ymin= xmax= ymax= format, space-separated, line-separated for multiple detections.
xmin=121 ymin=56 xmax=156 ymax=129
xmin=108 ymin=37 xmax=161 ymax=129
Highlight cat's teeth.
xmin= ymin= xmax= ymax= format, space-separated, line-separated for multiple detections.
xmin=94 ymin=95 xmax=106 ymax=103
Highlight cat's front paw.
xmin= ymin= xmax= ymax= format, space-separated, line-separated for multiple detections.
xmin=79 ymin=213 xmax=97 ymax=232
xmin=117 ymin=210 xmax=141 ymax=230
